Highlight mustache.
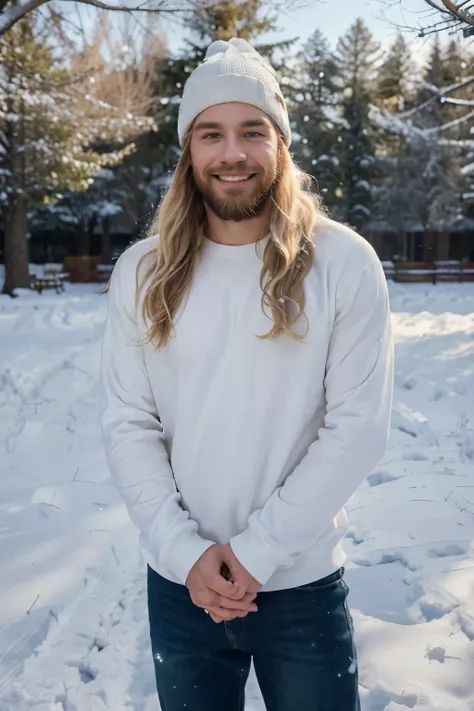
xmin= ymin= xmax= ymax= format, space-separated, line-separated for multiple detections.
xmin=207 ymin=168 xmax=260 ymax=176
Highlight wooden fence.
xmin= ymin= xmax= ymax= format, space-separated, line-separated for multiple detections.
xmin=382 ymin=261 xmax=474 ymax=284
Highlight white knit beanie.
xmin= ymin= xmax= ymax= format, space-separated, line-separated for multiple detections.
xmin=177 ymin=37 xmax=291 ymax=147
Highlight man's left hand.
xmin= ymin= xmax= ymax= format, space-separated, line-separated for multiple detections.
xmin=207 ymin=544 xmax=261 ymax=623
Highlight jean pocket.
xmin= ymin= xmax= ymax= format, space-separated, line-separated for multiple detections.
xmin=296 ymin=567 xmax=344 ymax=592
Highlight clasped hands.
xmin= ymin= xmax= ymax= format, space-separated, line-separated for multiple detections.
xmin=186 ymin=543 xmax=261 ymax=623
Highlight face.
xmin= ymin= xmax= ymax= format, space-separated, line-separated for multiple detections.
xmin=190 ymin=102 xmax=280 ymax=222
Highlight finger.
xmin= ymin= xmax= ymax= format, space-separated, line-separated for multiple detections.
xmin=217 ymin=594 xmax=258 ymax=612
xmin=209 ymin=576 xmax=247 ymax=600
xmin=207 ymin=606 xmax=248 ymax=622
xmin=193 ymin=588 xmax=256 ymax=612
xmin=191 ymin=590 xmax=221 ymax=610
xmin=205 ymin=574 xmax=240 ymax=598
xmin=225 ymin=584 xmax=248 ymax=600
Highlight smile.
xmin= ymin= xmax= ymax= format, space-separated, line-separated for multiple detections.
xmin=214 ymin=175 xmax=256 ymax=183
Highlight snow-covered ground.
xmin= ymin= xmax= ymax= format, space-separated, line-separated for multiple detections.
xmin=1 ymin=275 xmax=474 ymax=711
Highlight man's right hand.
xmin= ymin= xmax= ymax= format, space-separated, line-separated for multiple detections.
xmin=186 ymin=545 xmax=258 ymax=623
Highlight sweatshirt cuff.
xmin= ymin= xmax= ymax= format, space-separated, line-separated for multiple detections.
xmin=230 ymin=528 xmax=284 ymax=586
xmin=161 ymin=532 xmax=215 ymax=586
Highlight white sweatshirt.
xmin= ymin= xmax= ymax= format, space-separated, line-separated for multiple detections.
xmin=99 ymin=218 xmax=394 ymax=592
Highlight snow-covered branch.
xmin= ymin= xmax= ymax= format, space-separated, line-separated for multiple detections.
xmin=443 ymin=96 xmax=474 ymax=107
xmin=433 ymin=108 xmax=474 ymax=133
xmin=392 ymin=76 xmax=474 ymax=120
xmin=369 ymin=103 xmax=474 ymax=141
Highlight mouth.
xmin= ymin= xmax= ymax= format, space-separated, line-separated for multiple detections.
xmin=213 ymin=174 xmax=257 ymax=184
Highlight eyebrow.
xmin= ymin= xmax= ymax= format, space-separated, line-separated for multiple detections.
xmin=193 ymin=118 xmax=271 ymax=132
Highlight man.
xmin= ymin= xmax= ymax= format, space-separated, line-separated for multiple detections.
xmin=100 ymin=38 xmax=394 ymax=711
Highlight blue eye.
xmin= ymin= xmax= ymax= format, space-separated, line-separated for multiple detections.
xmin=246 ymin=131 xmax=263 ymax=137
xmin=204 ymin=133 xmax=221 ymax=140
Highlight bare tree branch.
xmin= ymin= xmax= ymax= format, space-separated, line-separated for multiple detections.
xmin=386 ymin=0 xmax=474 ymax=36
xmin=0 ymin=0 xmax=189 ymax=36
xmin=421 ymin=0 xmax=474 ymax=36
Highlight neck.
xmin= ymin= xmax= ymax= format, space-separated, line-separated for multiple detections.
xmin=204 ymin=202 xmax=271 ymax=246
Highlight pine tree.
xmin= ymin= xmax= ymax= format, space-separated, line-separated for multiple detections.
xmin=333 ymin=18 xmax=380 ymax=230
xmin=372 ymin=33 xmax=415 ymax=248
xmin=369 ymin=36 xmax=473 ymax=254
xmin=289 ymin=29 xmax=343 ymax=216
xmin=0 ymin=14 xmax=156 ymax=293
xmin=412 ymin=38 xmax=467 ymax=235
xmin=376 ymin=33 xmax=412 ymax=113
xmin=153 ymin=0 xmax=284 ymax=175
xmin=439 ymin=41 xmax=473 ymax=231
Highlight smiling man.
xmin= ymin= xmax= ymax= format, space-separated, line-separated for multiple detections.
xmin=191 ymin=110 xmax=278 ymax=220
xmin=100 ymin=38 xmax=394 ymax=711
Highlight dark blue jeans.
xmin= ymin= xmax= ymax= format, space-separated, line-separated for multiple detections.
xmin=147 ymin=565 xmax=360 ymax=711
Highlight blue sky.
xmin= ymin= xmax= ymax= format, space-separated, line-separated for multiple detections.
xmin=162 ymin=0 xmax=436 ymax=55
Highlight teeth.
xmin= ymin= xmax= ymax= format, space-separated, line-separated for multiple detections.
xmin=217 ymin=175 xmax=251 ymax=182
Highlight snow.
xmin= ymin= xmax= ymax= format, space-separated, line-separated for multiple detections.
xmin=353 ymin=204 xmax=371 ymax=216
xmin=355 ymin=180 xmax=371 ymax=192
xmin=317 ymin=154 xmax=340 ymax=167
xmin=444 ymin=97 xmax=474 ymax=108
xmin=1 ymin=277 xmax=474 ymax=711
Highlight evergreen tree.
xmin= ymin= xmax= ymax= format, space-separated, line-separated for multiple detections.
xmin=413 ymin=38 xmax=467 ymax=234
xmin=372 ymin=33 xmax=415 ymax=247
xmin=289 ymin=29 xmax=343 ymax=216
xmin=153 ymin=0 xmax=284 ymax=175
xmin=0 ymin=14 xmax=156 ymax=293
xmin=333 ymin=18 xmax=380 ymax=230
xmin=376 ymin=32 xmax=412 ymax=114
xmin=369 ymin=36 xmax=473 ymax=254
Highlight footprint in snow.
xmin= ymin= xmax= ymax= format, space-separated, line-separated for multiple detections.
xmin=367 ymin=471 xmax=403 ymax=487
xmin=427 ymin=542 xmax=468 ymax=558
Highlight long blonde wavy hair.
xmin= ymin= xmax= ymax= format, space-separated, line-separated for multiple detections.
xmin=137 ymin=132 xmax=326 ymax=349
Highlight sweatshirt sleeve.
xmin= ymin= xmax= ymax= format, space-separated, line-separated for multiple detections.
xmin=230 ymin=258 xmax=394 ymax=586
xmin=99 ymin=251 xmax=215 ymax=585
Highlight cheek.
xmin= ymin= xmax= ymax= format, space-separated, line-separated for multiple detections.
xmin=259 ymin=143 xmax=278 ymax=177
xmin=191 ymin=153 xmax=217 ymax=181
xmin=190 ymin=142 xmax=208 ymax=178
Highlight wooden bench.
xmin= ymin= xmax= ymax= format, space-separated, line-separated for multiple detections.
xmin=29 ymin=271 xmax=69 ymax=294
xmin=433 ymin=261 xmax=462 ymax=283
xmin=393 ymin=261 xmax=469 ymax=284
xmin=96 ymin=264 xmax=114 ymax=283
xmin=460 ymin=262 xmax=474 ymax=282
xmin=394 ymin=262 xmax=436 ymax=284
xmin=381 ymin=261 xmax=395 ymax=280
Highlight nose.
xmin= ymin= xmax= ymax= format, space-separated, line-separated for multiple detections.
xmin=219 ymin=134 xmax=247 ymax=166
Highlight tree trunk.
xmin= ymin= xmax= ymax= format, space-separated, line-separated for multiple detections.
xmin=398 ymin=230 xmax=408 ymax=260
xmin=101 ymin=215 xmax=111 ymax=264
xmin=2 ymin=194 xmax=29 ymax=294
xmin=2 ymin=89 xmax=29 ymax=295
